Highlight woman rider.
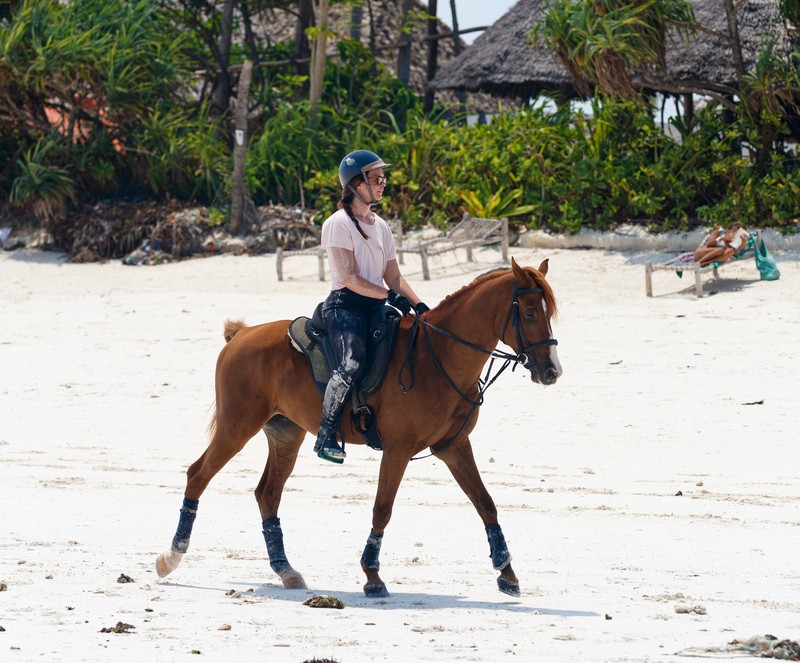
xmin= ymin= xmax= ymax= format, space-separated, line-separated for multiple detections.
xmin=314 ymin=149 xmax=429 ymax=464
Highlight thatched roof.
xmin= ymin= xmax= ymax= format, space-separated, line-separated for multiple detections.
xmin=431 ymin=0 xmax=571 ymax=99
xmin=431 ymin=0 xmax=797 ymax=99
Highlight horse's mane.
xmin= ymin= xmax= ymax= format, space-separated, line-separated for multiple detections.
xmin=434 ymin=265 xmax=557 ymax=318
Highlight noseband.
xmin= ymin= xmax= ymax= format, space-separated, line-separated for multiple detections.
xmin=502 ymin=282 xmax=559 ymax=368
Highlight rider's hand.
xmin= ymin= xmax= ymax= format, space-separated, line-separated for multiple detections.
xmin=387 ymin=290 xmax=412 ymax=316
xmin=413 ymin=302 xmax=430 ymax=315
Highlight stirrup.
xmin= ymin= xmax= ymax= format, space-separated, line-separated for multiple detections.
xmin=314 ymin=427 xmax=346 ymax=464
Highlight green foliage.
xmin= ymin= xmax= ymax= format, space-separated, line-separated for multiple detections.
xmin=529 ymin=0 xmax=695 ymax=99
xmin=246 ymin=39 xmax=422 ymax=209
xmin=2 ymin=0 xmax=798 ymax=243
xmin=9 ymin=138 xmax=76 ymax=224
xmin=780 ymin=0 xmax=800 ymax=27
xmin=0 ymin=0 xmax=215 ymax=205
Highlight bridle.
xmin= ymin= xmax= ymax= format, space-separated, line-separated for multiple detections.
xmin=401 ymin=278 xmax=558 ymax=460
xmin=502 ymin=281 xmax=559 ymax=369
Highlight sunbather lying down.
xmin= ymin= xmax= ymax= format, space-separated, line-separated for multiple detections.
xmin=693 ymin=222 xmax=749 ymax=267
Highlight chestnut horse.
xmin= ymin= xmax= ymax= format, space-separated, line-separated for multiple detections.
xmin=156 ymin=258 xmax=561 ymax=598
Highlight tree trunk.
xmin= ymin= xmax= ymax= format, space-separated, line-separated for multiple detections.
xmin=721 ymin=0 xmax=746 ymax=80
xmin=449 ymin=0 xmax=467 ymax=112
xmin=212 ymin=0 xmax=236 ymax=115
xmin=309 ymin=0 xmax=329 ymax=118
xmin=294 ymin=0 xmax=313 ymax=79
xmin=396 ymin=0 xmax=414 ymax=86
xmin=230 ymin=60 xmax=253 ymax=236
xmin=424 ymin=0 xmax=439 ymax=113
xmin=350 ymin=4 xmax=363 ymax=42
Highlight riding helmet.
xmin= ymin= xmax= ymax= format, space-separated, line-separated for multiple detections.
xmin=338 ymin=150 xmax=390 ymax=188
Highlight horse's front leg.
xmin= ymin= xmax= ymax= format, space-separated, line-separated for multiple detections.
xmin=257 ymin=416 xmax=307 ymax=589
xmin=436 ymin=436 xmax=520 ymax=597
xmin=361 ymin=448 xmax=410 ymax=597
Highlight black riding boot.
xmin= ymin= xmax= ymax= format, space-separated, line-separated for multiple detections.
xmin=314 ymin=370 xmax=351 ymax=464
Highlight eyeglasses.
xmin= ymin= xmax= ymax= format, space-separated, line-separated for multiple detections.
xmin=367 ymin=175 xmax=387 ymax=186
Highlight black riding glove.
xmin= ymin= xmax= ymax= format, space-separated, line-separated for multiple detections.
xmin=386 ymin=289 xmax=412 ymax=316
xmin=413 ymin=302 xmax=430 ymax=315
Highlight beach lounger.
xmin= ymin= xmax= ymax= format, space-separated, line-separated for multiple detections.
xmin=645 ymin=231 xmax=758 ymax=297
xmin=396 ymin=213 xmax=509 ymax=280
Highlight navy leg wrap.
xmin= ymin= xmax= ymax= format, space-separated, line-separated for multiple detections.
xmin=486 ymin=523 xmax=512 ymax=570
xmin=262 ymin=517 xmax=292 ymax=575
xmin=171 ymin=497 xmax=199 ymax=553
xmin=361 ymin=531 xmax=383 ymax=570
xmin=360 ymin=531 xmax=383 ymax=571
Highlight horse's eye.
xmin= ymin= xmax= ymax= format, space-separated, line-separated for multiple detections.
xmin=523 ymin=309 xmax=537 ymax=320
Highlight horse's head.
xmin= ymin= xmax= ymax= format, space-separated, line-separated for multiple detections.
xmin=503 ymin=258 xmax=562 ymax=386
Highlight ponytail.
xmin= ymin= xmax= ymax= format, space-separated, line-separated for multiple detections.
xmin=338 ymin=181 xmax=369 ymax=240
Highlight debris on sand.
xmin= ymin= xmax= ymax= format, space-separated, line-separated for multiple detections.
xmin=677 ymin=634 xmax=800 ymax=660
xmin=2 ymin=200 xmax=323 ymax=263
xmin=303 ymin=595 xmax=345 ymax=609
xmin=116 ymin=573 xmax=135 ymax=583
xmin=100 ymin=622 xmax=135 ymax=634
xmin=675 ymin=603 xmax=707 ymax=615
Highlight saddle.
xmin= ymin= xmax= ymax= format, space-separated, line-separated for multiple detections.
xmin=288 ymin=303 xmax=401 ymax=450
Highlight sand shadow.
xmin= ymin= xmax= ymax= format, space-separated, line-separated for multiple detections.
xmin=213 ymin=581 xmax=602 ymax=616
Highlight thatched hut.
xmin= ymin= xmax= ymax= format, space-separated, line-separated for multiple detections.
xmin=431 ymin=0 xmax=796 ymax=101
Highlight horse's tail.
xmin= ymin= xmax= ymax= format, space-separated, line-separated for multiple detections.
xmin=223 ymin=319 xmax=246 ymax=343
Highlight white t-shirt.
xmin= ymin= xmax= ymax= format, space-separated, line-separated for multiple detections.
xmin=321 ymin=208 xmax=397 ymax=290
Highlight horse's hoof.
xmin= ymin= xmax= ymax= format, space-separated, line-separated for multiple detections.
xmin=497 ymin=577 xmax=520 ymax=597
xmin=280 ymin=570 xmax=308 ymax=589
xmin=155 ymin=551 xmax=183 ymax=578
xmin=363 ymin=582 xmax=389 ymax=598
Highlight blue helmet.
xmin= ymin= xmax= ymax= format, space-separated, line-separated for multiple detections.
xmin=338 ymin=150 xmax=390 ymax=188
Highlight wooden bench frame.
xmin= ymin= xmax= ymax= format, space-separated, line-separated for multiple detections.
xmin=275 ymin=220 xmax=404 ymax=281
xmin=396 ymin=213 xmax=509 ymax=280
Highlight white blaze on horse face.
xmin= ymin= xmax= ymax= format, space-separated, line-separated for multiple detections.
xmin=542 ymin=300 xmax=563 ymax=378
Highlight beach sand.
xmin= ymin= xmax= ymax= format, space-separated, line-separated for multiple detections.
xmin=2 ymin=244 xmax=798 ymax=662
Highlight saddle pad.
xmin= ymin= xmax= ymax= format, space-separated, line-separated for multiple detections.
xmin=288 ymin=315 xmax=400 ymax=397
xmin=288 ymin=317 xmax=332 ymax=390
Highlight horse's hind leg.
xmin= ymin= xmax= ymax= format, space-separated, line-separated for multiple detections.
xmin=256 ymin=415 xmax=307 ymax=589
xmin=156 ymin=412 xmax=266 ymax=578
xmin=436 ymin=436 xmax=521 ymax=597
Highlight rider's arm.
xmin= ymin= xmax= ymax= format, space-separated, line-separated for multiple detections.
xmin=383 ymin=259 xmax=422 ymax=306
xmin=327 ymin=247 xmax=388 ymax=299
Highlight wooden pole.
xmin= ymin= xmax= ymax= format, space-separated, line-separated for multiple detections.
xmin=294 ymin=0 xmax=313 ymax=79
xmin=350 ymin=4 xmax=363 ymax=42
xmin=396 ymin=0 xmax=415 ymax=130
xmin=230 ymin=59 xmax=253 ymax=235
xmin=213 ymin=0 xmax=235 ymax=114
xmin=309 ymin=0 xmax=329 ymax=118
xmin=424 ymin=0 xmax=439 ymax=113
xmin=396 ymin=0 xmax=414 ymax=86
xmin=448 ymin=0 xmax=467 ymax=111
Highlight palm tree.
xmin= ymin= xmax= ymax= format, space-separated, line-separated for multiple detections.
xmin=531 ymin=0 xmax=696 ymax=100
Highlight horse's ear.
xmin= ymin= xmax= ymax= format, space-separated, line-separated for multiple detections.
xmin=511 ymin=258 xmax=536 ymax=288
xmin=538 ymin=258 xmax=549 ymax=276
xmin=511 ymin=257 xmax=533 ymax=285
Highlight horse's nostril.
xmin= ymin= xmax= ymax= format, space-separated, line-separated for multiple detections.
xmin=543 ymin=368 xmax=558 ymax=384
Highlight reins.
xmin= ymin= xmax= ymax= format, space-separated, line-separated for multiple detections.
xmin=401 ymin=280 xmax=558 ymax=461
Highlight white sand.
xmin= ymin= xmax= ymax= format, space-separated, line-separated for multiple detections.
xmin=2 ymin=244 xmax=799 ymax=663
